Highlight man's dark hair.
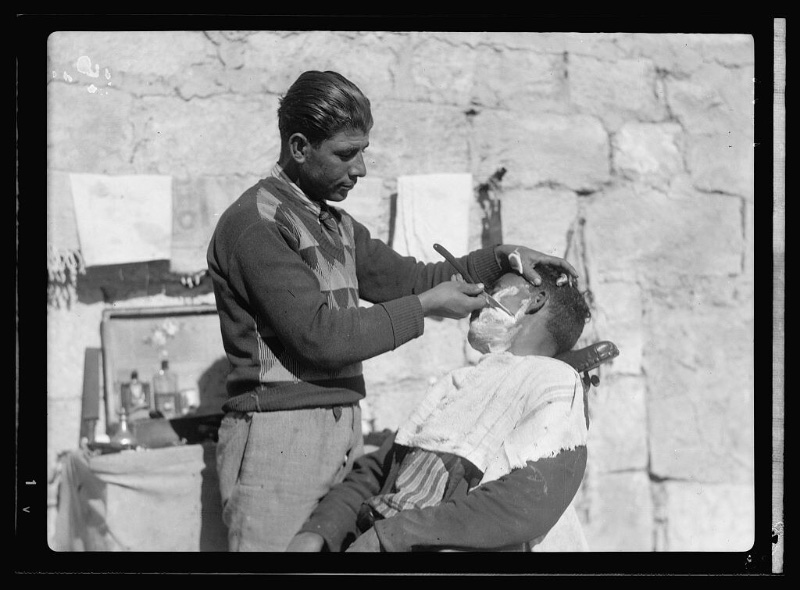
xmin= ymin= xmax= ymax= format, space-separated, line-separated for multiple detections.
xmin=278 ymin=70 xmax=373 ymax=146
xmin=536 ymin=264 xmax=591 ymax=355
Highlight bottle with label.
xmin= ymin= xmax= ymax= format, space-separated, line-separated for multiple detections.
xmin=153 ymin=359 xmax=181 ymax=419
xmin=122 ymin=370 xmax=152 ymax=420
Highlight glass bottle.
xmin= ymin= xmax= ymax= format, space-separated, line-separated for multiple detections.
xmin=153 ymin=359 xmax=181 ymax=419
xmin=110 ymin=408 xmax=138 ymax=450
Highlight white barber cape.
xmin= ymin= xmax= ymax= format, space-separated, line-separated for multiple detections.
xmin=394 ymin=352 xmax=590 ymax=551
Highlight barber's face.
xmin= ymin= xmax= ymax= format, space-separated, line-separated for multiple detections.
xmin=298 ymin=128 xmax=369 ymax=203
xmin=467 ymin=273 xmax=535 ymax=354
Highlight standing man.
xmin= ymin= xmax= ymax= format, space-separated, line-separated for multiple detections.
xmin=206 ymin=70 xmax=578 ymax=551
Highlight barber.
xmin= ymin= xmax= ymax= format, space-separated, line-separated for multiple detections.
xmin=206 ymin=70 xmax=578 ymax=551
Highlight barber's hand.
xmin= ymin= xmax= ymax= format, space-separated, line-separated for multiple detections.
xmin=418 ymin=279 xmax=488 ymax=319
xmin=345 ymin=527 xmax=381 ymax=552
xmin=495 ymin=244 xmax=579 ymax=287
xmin=285 ymin=531 xmax=325 ymax=552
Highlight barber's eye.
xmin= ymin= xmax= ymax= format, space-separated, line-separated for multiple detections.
xmin=342 ymin=147 xmax=366 ymax=160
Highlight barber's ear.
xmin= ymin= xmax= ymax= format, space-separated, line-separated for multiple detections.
xmin=525 ymin=290 xmax=548 ymax=315
xmin=288 ymin=133 xmax=310 ymax=162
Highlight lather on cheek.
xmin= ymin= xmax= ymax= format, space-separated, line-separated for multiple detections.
xmin=468 ymin=293 xmax=530 ymax=353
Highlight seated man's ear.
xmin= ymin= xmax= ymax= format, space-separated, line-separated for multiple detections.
xmin=524 ymin=289 xmax=548 ymax=315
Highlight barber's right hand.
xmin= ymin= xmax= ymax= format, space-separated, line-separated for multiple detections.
xmin=285 ymin=531 xmax=325 ymax=552
xmin=418 ymin=279 xmax=488 ymax=319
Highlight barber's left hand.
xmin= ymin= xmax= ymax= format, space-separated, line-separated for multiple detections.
xmin=495 ymin=244 xmax=578 ymax=287
xmin=345 ymin=527 xmax=381 ymax=552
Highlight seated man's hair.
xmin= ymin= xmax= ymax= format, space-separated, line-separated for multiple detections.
xmin=278 ymin=70 xmax=373 ymax=146
xmin=536 ymin=264 xmax=591 ymax=355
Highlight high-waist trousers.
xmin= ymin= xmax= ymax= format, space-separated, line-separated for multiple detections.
xmin=216 ymin=404 xmax=363 ymax=552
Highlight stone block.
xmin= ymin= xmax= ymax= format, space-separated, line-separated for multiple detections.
xmin=665 ymin=62 xmax=755 ymax=139
xmin=369 ymin=101 xmax=471 ymax=178
xmin=657 ymin=481 xmax=755 ymax=551
xmin=471 ymin=111 xmax=610 ymax=192
xmin=612 ymin=33 xmax=753 ymax=76
xmin=241 ymin=30 xmax=400 ymax=100
xmin=568 ymin=55 xmax=667 ymax=130
xmin=563 ymin=33 xmax=628 ymax=61
xmin=131 ymin=94 xmax=281 ymax=177
xmin=643 ymin=277 xmax=754 ymax=482
xmin=587 ymin=375 xmax=649 ymax=472
xmin=616 ymin=33 xmax=752 ymax=74
xmin=583 ymin=185 xmax=743 ymax=278
xmin=613 ymin=33 xmax=706 ymax=75
xmin=485 ymin=32 xmax=569 ymax=54
xmin=175 ymin=62 xmax=266 ymax=100
xmin=695 ymin=34 xmax=755 ymax=66
xmin=576 ymin=470 xmax=654 ymax=551
xmin=48 ymin=30 xmax=209 ymax=79
xmin=589 ymin=280 xmax=643 ymax=375
xmin=362 ymin=317 xmax=470 ymax=387
xmin=47 ymin=82 xmax=135 ymax=172
xmin=409 ymin=36 xmax=478 ymax=105
xmin=472 ymin=45 xmax=566 ymax=111
xmin=686 ymin=132 xmax=755 ymax=199
xmin=501 ymin=187 xmax=578 ymax=257
xmin=613 ymin=122 xmax=684 ymax=188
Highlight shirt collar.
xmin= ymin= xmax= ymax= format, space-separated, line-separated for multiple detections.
xmin=270 ymin=163 xmax=322 ymax=216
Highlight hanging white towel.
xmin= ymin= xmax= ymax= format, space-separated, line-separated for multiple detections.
xmin=394 ymin=173 xmax=473 ymax=262
xmin=70 ymin=173 xmax=172 ymax=267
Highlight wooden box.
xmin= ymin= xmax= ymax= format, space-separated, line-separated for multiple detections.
xmin=100 ymin=304 xmax=229 ymax=441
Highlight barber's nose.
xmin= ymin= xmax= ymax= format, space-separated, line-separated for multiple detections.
xmin=350 ymin=151 xmax=367 ymax=178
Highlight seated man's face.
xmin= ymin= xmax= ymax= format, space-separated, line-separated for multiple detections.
xmin=467 ymin=273 xmax=537 ymax=354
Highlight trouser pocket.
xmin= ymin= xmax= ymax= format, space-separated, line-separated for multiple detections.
xmin=215 ymin=411 xmax=252 ymax=512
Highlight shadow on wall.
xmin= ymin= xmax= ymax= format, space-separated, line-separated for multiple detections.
xmin=75 ymin=259 xmax=213 ymax=305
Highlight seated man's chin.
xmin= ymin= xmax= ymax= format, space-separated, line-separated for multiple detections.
xmin=467 ymin=332 xmax=490 ymax=354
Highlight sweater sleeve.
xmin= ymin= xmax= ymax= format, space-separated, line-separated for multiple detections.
xmin=225 ymin=219 xmax=424 ymax=370
xmin=372 ymin=446 xmax=587 ymax=552
xmin=298 ymin=433 xmax=399 ymax=552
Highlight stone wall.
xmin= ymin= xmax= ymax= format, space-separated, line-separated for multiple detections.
xmin=45 ymin=31 xmax=755 ymax=552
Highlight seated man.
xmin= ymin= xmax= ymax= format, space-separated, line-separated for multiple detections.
xmin=286 ymin=264 xmax=615 ymax=552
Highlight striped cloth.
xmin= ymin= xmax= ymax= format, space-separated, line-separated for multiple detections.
xmin=367 ymin=449 xmax=459 ymax=518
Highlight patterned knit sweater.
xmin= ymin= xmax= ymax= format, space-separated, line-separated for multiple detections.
xmin=207 ymin=176 xmax=503 ymax=413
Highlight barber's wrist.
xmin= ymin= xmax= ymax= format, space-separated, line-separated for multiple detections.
xmin=469 ymin=245 xmax=505 ymax=287
xmin=493 ymin=244 xmax=513 ymax=272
